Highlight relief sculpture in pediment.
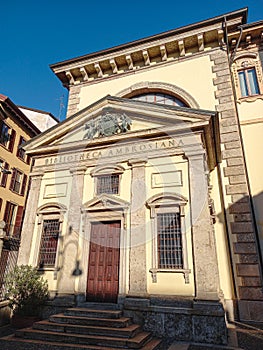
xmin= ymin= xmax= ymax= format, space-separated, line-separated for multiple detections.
xmin=83 ymin=112 xmax=132 ymax=140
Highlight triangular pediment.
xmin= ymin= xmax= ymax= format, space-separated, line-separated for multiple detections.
xmin=82 ymin=194 xmax=130 ymax=212
xmin=24 ymin=95 xmax=217 ymax=153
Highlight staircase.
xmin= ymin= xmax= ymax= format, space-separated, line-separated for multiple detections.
xmin=0 ymin=305 xmax=163 ymax=350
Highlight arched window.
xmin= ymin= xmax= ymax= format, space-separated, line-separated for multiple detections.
xmin=131 ymin=92 xmax=188 ymax=107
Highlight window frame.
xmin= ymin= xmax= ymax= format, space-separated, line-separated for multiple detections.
xmin=3 ymin=201 xmax=17 ymax=236
xmin=96 ymin=174 xmax=120 ymax=195
xmin=233 ymin=53 xmax=263 ymax=100
xmin=35 ymin=203 xmax=67 ymax=272
xmin=0 ymin=121 xmax=11 ymax=148
xmin=91 ymin=164 xmax=125 ymax=197
xmin=238 ymin=67 xmax=260 ymax=97
xmin=146 ymin=193 xmax=190 ymax=284
xmin=38 ymin=218 xmax=60 ymax=268
xmin=9 ymin=168 xmax=27 ymax=195
xmin=17 ymin=136 xmax=27 ymax=161
xmin=157 ymin=211 xmax=183 ymax=270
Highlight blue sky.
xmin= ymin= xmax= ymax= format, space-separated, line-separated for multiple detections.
xmin=1 ymin=1 xmax=262 ymax=120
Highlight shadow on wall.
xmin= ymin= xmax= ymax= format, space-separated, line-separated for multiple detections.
xmin=217 ymin=191 xmax=263 ymax=320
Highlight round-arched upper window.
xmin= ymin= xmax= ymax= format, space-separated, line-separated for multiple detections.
xmin=131 ymin=92 xmax=188 ymax=107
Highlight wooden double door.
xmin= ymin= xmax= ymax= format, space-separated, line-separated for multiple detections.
xmin=86 ymin=221 xmax=120 ymax=302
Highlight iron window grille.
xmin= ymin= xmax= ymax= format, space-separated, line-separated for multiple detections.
xmin=38 ymin=219 xmax=60 ymax=267
xmin=157 ymin=212 xmax=183 ymax=269
xmin=97 ymin=174 xmax=120 ymax=195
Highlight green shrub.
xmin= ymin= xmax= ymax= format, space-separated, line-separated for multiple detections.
xmin=5 ymin=265 xmax=49 ymax=316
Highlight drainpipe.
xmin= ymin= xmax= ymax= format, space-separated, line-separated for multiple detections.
xmin=224 ymin=17 xmax=263 ymax=291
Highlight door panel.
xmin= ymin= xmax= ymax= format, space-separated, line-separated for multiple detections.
xmin=87 ymin=221 xmax=120 ymax=302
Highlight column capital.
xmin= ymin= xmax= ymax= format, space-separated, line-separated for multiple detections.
xmin=128 ymin=158 xmax=148 ymax=167
xmin=186 ymin=151 xmax=206 ymax=160
xmin=29 ymin=171 xmax=44 ymax=179
xmin=70 ymin=166 xmax=87 ymax=175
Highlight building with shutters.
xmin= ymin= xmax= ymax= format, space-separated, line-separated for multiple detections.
xmin=0 ymin=94 xmax=40 ymax=237
xmin=0 ymin=95 xmax=58 ymax=325
xmin=17 ymin=7 xmax=263 ymax=344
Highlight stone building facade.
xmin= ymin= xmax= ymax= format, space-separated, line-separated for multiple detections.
xmin=18 ymin=8 xmax=263 ymax=344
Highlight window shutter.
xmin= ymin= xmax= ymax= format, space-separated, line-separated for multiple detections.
xmin=3 ymin=201 xmax=11 ymax=223
xmin=16 ymin=136 xmax=22 ymax=157
xmin=1 ymin=163 xmax=9 ymax=187
xmin=0 ymin=198 xmax=2 ymax=211
xmin=14 ymin=206 xmax=24 ymax=237
xmin=8 ymin=129 xmax=16 ymax=152
xmin=9 ymin=168 xmax=16 ymax=191
xmin=20 ymin=174 xmax=27 ymax=196
xmin=26 ymin=155 xmax=31 ymax=165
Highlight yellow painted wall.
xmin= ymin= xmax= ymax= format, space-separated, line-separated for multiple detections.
xmin=76 ymin=55 xmax=216 ymax=112
xmin=0 ymin=116 xmax=32 ymax=221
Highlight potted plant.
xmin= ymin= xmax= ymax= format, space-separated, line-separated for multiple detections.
xmin=4 ymin=265 xmax=49 ymax=328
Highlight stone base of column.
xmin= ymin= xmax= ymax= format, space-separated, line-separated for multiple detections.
xmin=194 ymin=291 xmax=220 ymax=301
xmin=122 ymin=297 xmax=227 ymax=345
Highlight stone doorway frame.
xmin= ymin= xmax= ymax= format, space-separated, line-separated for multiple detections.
xmin=81 ymin=195 xmax=130 ymax=300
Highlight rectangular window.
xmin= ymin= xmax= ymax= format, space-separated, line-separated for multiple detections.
xmin=0 ymin=121 xmax=10 ymax=147
xmin=238 ymin=68 xmax=260 ymax=97
xmin=157 ymin=212 xmax=183 ymax=269
xmin=38 ymin=219 xmax=60 ymax=267
xmin=97 ymin=174 xmax=119 ymax=195
xmin=17 ymin=136 xmax=26 ymax=160
xmin=3 ymin=202 xmax=17 ymax=236
xmin=10 ymin=168 xmax=23 ymax=194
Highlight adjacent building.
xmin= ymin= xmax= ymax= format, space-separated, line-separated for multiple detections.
xmin=0 ymin=94 xmax=40 ymax=237
xmin=17 ymin=8 xmax=263 ymax=344
xmin=0 ymin=95 xmax=58 ymax=324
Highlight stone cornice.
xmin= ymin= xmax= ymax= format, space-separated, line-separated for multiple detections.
xmin=50 ymin=9 xmax=246 ymax=88
xmin=228 ymin=22 xmax=263 ymax=49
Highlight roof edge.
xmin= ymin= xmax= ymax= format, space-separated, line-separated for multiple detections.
xmin=50 ymin=8 xmax=247 ymax=70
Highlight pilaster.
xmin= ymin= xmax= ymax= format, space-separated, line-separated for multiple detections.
xmin=189 ymin=154 xmax=220 ymax=300
xmin=128 ymin=158 xmax=148 ymax=296
xmin=57 ymin=167 xmax=86 ymax=294
xmin=17 ymin=173 xmax=43 ymax=265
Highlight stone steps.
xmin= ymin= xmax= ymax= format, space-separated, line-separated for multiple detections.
xmin=64 ymin=308 xmax=123 ymax=319
xmin=15 ymin=328 xmax=153 ymax=348
xmin=33 ymin=319 xmax=141 ymax=338
xmin=49 ymin=313 xmax=132 ymax=327
xmin=0 ymin=306 xmax=162 ymax=350
xmin=0 ymin=336 xmax=163 ymax=350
